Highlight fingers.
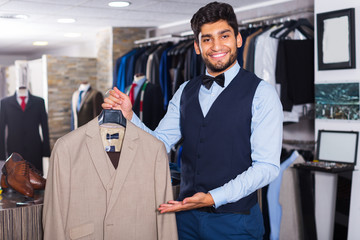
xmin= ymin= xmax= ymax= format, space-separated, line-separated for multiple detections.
xmin=102 ymin=103 xmax=113 ymax=110
xmin=113 ymin=87 xmax=130 ymax=100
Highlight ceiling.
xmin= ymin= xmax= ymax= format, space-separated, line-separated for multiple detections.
xmin=0 ymin=0 xmax=295 ymax=56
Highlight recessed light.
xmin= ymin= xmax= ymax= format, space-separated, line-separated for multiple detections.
xmin=33 ymin=41 xmax=48 ymax=46
xmin=108 ymin=1 xmax=131 ymax=7
xmin=64 ymin=33 xmax=81 ymax=38
xmin=0 ymin=14 xmax=29 ymax=19
xmin=14 ymin=14 xmax=29 ymax=19
xmin=57 ymin=18 xmax=76 ymax=23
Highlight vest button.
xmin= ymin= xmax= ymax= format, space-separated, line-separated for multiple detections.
xmin=197 ymin=154 xmax=200 ymax=158
xmin=200 ymin=138 xmax=204 ymax=143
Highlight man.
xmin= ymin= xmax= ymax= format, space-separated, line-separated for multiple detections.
xmin=103 ymin=2 xmax=283 ymax=239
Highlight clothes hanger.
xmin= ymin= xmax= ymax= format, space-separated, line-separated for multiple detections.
xmin=278 ymin=18 xmax=314 ymax=40
xmin=98 ymin=109 xmax=126 ymax=128
xmin=270 ymin=19 xmax=297 ymax=38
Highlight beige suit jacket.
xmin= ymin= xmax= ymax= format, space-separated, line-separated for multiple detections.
xmin=43 ymin=117 xmax=178 ymax=240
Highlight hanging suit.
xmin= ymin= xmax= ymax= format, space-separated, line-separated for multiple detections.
xmin=71 ymin=87 xmax=103 ymax=130
xmin=43 ymin=117 xmax=178 ymax=240
xmin=0 ymin=92 xmax=50 ymax=172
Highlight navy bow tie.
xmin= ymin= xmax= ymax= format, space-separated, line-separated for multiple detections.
xmin=202 ymin=73 xmax=225 ymax=90
xmin=106 ymin=133 xmax=119 ymax=140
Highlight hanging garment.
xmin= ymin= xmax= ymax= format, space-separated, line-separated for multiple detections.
xmin=267 ymin=150 xmax=299 ymax=240
xmin=43 ymin=118 xmax=178 ymax=240
xmin=254 ymin=25 xmax=281 ymax=88
xmin=0 ymin=92 xmax=50 ymax=172
xmin=279 ymin=153 xmax=305 ymax=240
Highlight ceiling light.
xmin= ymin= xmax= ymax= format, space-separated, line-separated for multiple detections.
xmin=33 ymin=41 xmax=48 ymax=46
xmin=0 ymin=14 xmax=29 ymax=19
xmin=14 ymin=14 xmax=29 ymax=19
xmin=57 ymin=18 xmax=76 ymax=23
xmin=108 ymin=1 xmax=131 ymax=7
xmin=64 ymin=33 xmax=81 ymax=38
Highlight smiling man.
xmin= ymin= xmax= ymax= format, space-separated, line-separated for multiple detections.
xmin=103 ymin=2 xmax=283 ymax=239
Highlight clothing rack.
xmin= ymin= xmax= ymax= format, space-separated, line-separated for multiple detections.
xmin=135 ymin=8 xmax=313 ymax=44
xmin=239 ymin=8 xmax=314 ymax=25
xmin=134 ymin=34 xmax=181 ymax=45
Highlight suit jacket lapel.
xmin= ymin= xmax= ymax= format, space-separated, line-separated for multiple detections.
xmin=79 ymin=87 xmax=92 ymax=111
xmin=85 ymin=118 xmax=112 ymax=189
xmin=107 ymin=121 xmax=139 ymax=214
xmin=10 ymin=93 xmax=23 ymax=111
xmin=25 ymin=92 xmax=34 ymax=111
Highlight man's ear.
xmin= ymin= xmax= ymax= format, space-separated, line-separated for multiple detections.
xmin=236 ymin=32 xmax=243 ymax=48
xmin=194 ymin=40 xmax=201 ymax=55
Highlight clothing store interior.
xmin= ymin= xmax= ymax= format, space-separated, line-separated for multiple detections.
xmin=0 ymin=0 xmax=360 ymax=239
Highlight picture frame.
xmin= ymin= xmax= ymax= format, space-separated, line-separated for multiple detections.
xmin=317 ymin=8 xmax=356 ymax=70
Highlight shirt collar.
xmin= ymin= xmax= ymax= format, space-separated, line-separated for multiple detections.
xmin=16 ymin=89 xmax=29 ymax=99
xmin=205 ymin=61 xmax=240 ymax=88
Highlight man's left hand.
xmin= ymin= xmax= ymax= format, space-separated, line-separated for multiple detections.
xmin=158 ymin=192 xmax=215 ymax=214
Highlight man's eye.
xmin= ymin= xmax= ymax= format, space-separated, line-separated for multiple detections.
xmin=202 ymin=38 xmax=210 ymax=42
xmin=222 ymin=35 xmax=229 ymax=39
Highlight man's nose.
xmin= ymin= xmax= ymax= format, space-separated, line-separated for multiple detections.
xmin=211 ymin=38 xmax=222 ymax=51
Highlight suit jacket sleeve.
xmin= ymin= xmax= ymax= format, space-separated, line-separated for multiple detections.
xmin=0 ymin=99 xmax=6 ymax=160
xmin=43 ymin=138 xmax=71 ymax=240
xmin=40 ymin=98 xmax=51 ymax=156
xmin=155 ymin=143 xmax=178 ymax=240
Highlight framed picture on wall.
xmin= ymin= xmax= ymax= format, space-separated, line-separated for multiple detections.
xmin=317 ymin=8 xmax=356 ymax=70
xmin=315 ymin=82 xmax=360 ymax=120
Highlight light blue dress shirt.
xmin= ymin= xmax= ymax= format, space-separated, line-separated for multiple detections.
xmin=131 ymin=62 xmax=283 ymax=209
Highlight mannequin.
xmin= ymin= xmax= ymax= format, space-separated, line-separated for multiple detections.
xmin=71 ymin=82 xmax=103 ymax=130
xmin=0 ymin=61 xmax=50 ymax=173
xmin=126 ymin=74 xmax=165 ymax=130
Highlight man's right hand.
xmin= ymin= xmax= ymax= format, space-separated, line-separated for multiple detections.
xmin=102 ymin=87 xmax=133 ymax=120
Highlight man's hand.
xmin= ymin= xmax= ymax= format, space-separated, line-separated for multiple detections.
xmin=102 ymin=87 xmax=133 ymax=120
xmin=158 ymin=192 xmax=215 ymax=214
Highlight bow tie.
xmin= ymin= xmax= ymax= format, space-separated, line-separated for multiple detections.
xmin=202 ymin=73 xmax=225 ymax=90
xmin=106 ymin=133 xmax=119 ymax=140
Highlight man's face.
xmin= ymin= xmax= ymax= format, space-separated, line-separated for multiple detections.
xmin=194 ymin=20 xmax=242 ymax=76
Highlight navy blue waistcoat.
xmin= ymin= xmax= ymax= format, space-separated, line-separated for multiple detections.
xmin=179 ymin=68 xmax=261 ymax=213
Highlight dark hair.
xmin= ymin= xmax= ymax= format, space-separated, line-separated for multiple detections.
xmin=190 ymin=2 xmax=239 ymax=44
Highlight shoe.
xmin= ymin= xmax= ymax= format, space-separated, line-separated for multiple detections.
xmin=28 ymin=162 xmax=46 ymax=190
xmin=2 ymin=153 xmax=34 ymax=198
xmin=1 ymin=167 xmax=45 ymax=190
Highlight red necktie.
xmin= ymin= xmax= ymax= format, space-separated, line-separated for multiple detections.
xmin=20 ymin=96 xmax=26 ymax=111
xmin=129 ymin=83 xmax=137 ymax=105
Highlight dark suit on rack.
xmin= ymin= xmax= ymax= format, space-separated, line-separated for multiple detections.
xmin=0 ymin=92 xmax=50 ymax=172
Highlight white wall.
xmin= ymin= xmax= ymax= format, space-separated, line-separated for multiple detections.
xmin=0 ymin=41 xmax=96 ymax=68
xmin=315 ymin=1 xmax=360 ymax=239
xmin=0 ymin=55 xmax=27 ymax=67
xmin=27 ymin=41 xmax=96 ymax=60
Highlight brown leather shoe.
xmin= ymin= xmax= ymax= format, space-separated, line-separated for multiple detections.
xmin=28 ymin=162 xmax=46 ymax=190
xmin=2 ymin=153 xmax=34 ymax=198
xmin=1 ymin=168 xmax=45 ymax=190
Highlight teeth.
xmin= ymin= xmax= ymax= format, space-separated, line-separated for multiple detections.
xmin=212 ymin=53 xmax=226 ymax=58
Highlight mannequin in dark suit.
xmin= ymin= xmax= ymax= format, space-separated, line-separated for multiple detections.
xmin=71 ymin=83 xmax=104 ymax=130
xmin=0 ymin=89 xmax=50 ymax=173
xmin=127 ymin=74 xmax=165 ymax=130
